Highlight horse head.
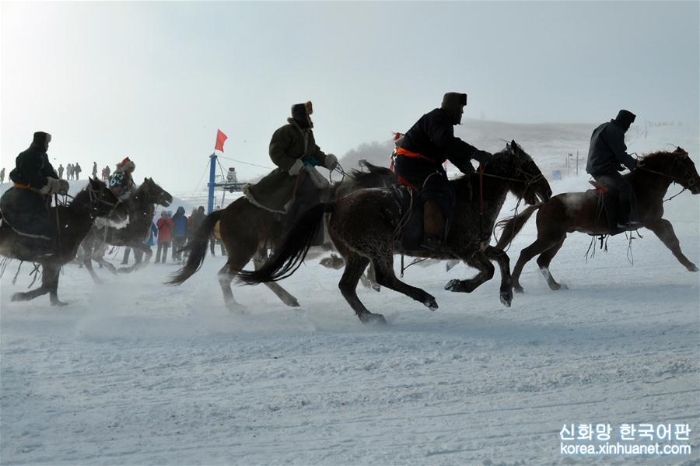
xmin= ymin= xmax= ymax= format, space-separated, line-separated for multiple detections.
xmin=504 ymin=140 xmax=552 ymax=204
xmin=85 ymin=177 xmax=129 ymax=223
xmin=140 ymin=177 xmax=173 ymax=207
xmin=640 ymin=147 xmax=700 ymax=195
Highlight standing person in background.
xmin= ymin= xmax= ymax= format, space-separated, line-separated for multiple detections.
xmin=170 ymin=206 xmax=188 ymax=263
xmin=155 ymin=211 xmax=174 ymax=263
xmin=57 ymin=164 xmax=64 ymax=179
xmin=66 ymin=163 xmax=73 ymax=180
xmin=0 ymin=167 xmax=5 ymax=184
xmin=92 ymin=162 xmax=97 ymax=179
xmin=73 ymin=162 xmax=82 ymax=180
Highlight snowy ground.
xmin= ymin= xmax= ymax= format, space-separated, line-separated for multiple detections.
xmin=1 ymin=169 xmax=698 ymax=465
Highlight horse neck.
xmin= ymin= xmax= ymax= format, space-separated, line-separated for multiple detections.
xmin=455 ymin=171 xmax=510 ymax=223
xmin=53 ymin=195 xmax=97 ymax=252
xmin=630 ymin=161 xmax=674 ymax=197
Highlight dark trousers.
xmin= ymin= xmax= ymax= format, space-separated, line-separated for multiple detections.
xmin=593 ymin=171 xmax=637 ymax=227
xmin=155 ymin=242 xmax=170 ymax=263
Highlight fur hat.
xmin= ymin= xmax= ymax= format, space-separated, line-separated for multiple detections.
xmin=32 ymin=131 xmax=51 ymax=146
xmin=441 ymin=92 xmax=468 ymax=125
xmin=291 ymin=101 xmax=313 ymax=129
xmin=119 ymin=157 xmax=135 ymax=172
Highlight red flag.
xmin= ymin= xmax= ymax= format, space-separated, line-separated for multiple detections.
xmin=214 ymin=129 xmax=228 ymax=152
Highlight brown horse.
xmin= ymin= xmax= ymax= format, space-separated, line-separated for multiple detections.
xmin=0 ymin=178 xmax=128 ymax=305
xmin=238 ymin=141 xmax=553 ymax=324
xmin=495 ymin=147 xmax=700 ymax=293
xmin=80 ymin=177 xmax=173 ymax=283
xmin=167 ymin=161 xmax=398 ymax=309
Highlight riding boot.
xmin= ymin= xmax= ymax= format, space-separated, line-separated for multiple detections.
xmin=421 ymin=200 xmax=444 ymax=250
xmin=284 ymin=172 xmax=322 ymax=244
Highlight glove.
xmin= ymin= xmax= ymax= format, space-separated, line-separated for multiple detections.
xmin=288 ymin=159 xmax=304 ymax=176
xmin=57 ymin=179 xmax=69 ymax=195
xmin=324 ymin=154 xmax=338 ymax=170
xmin=39 ymin=177 xmax=62 ymax=195
xmin=472 ymin=150 xmax=492 ymax=164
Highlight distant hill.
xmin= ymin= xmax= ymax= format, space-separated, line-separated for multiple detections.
xmin=340 ymin=119 xmax=699 ymax=180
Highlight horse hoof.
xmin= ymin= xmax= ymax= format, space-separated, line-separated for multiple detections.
xmin=424 ymin=297 xmax=438 ymax=311
xmin=360 ymin=313 xmax=386 ymax=325
xmin=51 ymin=300 xmax=68 ymax=307
xmin=688 ymin=264 xmax=699 ymax=272
xmin=513 ymin=285 xmax=525 ymax=294
xmin=445 ymin=279 xmax=460 ymax=292
xmin=500 ymin=292 xmax=513 ymax=307
xmin=11 ymin=293 xmax=24 ymax=302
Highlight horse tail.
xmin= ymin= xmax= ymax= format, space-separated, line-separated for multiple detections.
xmin=166 ymin=210 xmax=221 ymax=285
xmin=238 ymin=203 xmax=331 ymax=284
xmin=494 ymin=204 xmax=542 ymax=249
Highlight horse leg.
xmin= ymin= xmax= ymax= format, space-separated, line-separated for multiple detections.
xmin=445 ymin=247 xmax=513 ymax=307
xmin=511 ymin=235 xmax=560 ymax=293
xmin=45 ymin=265 xmax=67 ymax=306
xmin=10 ymin=264 xmax=64 ymax=305
xmin=217 ymin=263 xmax=242 ymax=311
xmin=645 ymin=218 xmax=698 ymax=272
xmin=360 ymin=261 xmax=381 ymax=292
xmin=445 ymin=252 xmax=493 ymax=293
xmin=81 ymin=246 xmax=104 ymax=285
xmin=338 ymin=252 xmax=385 ymax=324
xmin=536 ymin=236 xmax=568 ymax=290
xmin=253 ymin=248 xmax=299 ymax=307
xmin=371 ymin=251 xmax=438 ymax=311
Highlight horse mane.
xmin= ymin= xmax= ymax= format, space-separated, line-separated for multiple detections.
xmin=639 ymin=148 xmax=683 ymax=165
xmin=348 ymin=159 xmax=397 ymax=188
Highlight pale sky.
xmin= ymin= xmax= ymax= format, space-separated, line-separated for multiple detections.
xmin=1 ymin=1 xmax=698 ymax=190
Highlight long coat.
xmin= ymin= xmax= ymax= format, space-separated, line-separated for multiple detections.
xmin=245 ymin=119 xmax=332 ymax=213
xmin=586 ymin=120 xmax=638 ymax=176
xmin=9 ymin=144 xmax=58 ymax=190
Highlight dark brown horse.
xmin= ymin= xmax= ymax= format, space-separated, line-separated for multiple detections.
xmin=0 ymin=178 xmax=128 ymax=305
xmin=495 ymin=147 xmax=700 ymax=293
xmin=167 ymin=161 xmax=398 ymax=309
xmin=80 ymin=177 xmax=173 ymax=282
xmin=238 ymin=141 xmax=552 ymax=323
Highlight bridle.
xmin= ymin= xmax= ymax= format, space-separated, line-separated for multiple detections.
xmin=480 ymin=145 xmax=547 ymax=199
xmin=638 ymin=151 xmax=699 ymax=190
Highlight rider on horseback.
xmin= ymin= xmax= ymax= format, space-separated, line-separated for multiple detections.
xmin=108 ymin=157 xmax=136 ymax=200
xmin=0 ymin=131 xmax=69 ymax=254
xmin=586 ymin=109 xmax=641 ymax=235
xmin=394 ymin=92 xmax=492 ymax=249
xmin=244 ymin=101 xmax=338 ymax=234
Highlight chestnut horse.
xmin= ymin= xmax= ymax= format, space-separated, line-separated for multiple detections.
xmin=238 ymin=141 xmax=552 ymax=324
xmin=495 ymin=147 xmax=700 ymax=293
xmin=167 ymin=161 xmax=398 ymax=309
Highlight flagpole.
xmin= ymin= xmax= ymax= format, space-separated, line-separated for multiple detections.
xmin=207 ymin=152 xmax=217 ymax=214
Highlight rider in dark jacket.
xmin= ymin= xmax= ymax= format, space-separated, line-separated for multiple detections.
xmin=0 ymin=132 xmax=68 ymax=252
xmin=585 ymin=109 xmax=640 ymax=234
xmin=394 ymin=92 xmax=492 ymax=249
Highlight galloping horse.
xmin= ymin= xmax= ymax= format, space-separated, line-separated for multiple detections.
xmin=495 ymin=147 xmax=700 ymax=293
xmin=238 ymin=141 xmax=552 ymax=323
xmin=80 ymin=177 xmax=172 ymax=282
xmin=0 ymin=178 xmax=128 ymax=305
xmin=167 ymin=161 xmax=398 ymax=309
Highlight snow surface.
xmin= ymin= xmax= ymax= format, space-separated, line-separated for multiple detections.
xmin=1 ymin=123 xmax=699 ymax=465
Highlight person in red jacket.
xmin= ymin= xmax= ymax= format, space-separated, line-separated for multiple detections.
xmin=155 ymin=210 xmax=174 ymax=263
